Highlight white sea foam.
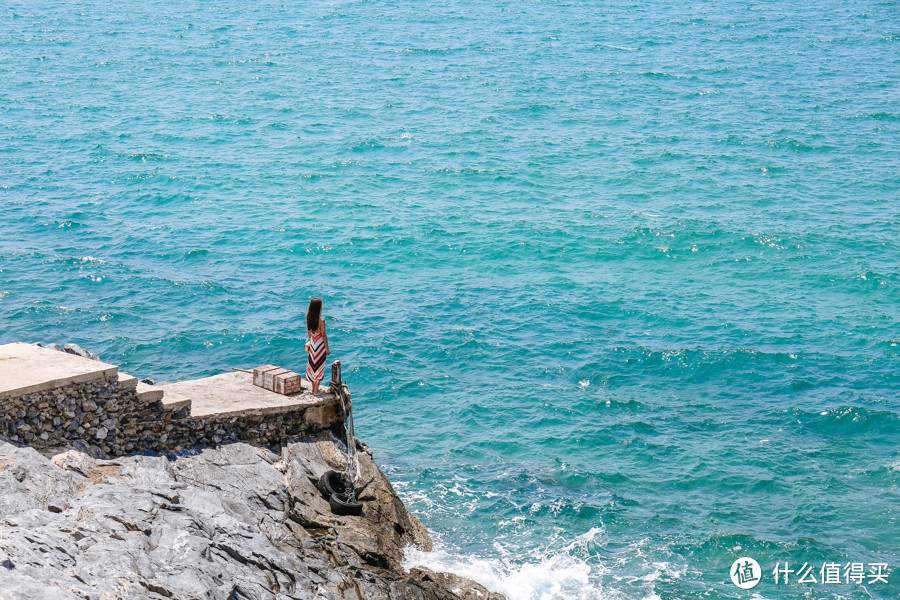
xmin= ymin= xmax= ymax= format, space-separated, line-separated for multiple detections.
xmin=404 ymin=544 xmax=595 ymax=600
xmin=599 ymin=43 xmax=639 ymax=51
xmin=403 ymin=528 xmax=611 ymax=600
xmin=631 ymin=561 xmax=686 ymax=584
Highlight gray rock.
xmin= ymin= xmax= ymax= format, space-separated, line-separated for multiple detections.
xmin=63 ymin=343 xmax=100 ymax=361
xmin=37 ymin=343 xmax=65 ymax=353
xmin=0 ymin=437 xmax=503 ymax=600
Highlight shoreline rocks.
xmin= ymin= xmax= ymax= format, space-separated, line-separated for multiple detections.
xmin=0 ymin=433 xmax=504 ymax=600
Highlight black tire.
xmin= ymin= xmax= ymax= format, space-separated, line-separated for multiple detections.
xmin=329 ymin=492 xmax=363 ymax=516
xmin=317 ymin=470 xmax=347 ymax=500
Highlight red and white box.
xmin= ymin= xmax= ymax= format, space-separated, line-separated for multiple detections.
xmin=274 ymin=370 xmax=302 ymax=395
xmin=252 ymin=365 xmax=303 ymax=395
xmin=252 ymin=365 xmax=279 ymax=388
xmin=263 ymin=367 xmax=290 ymax=391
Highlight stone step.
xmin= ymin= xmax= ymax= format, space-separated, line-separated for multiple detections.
xmin=135 ymin=381 xmax=191 ymax=413
xmin=135 ymin=381 xmax=164 ymax=403
xmin=161 ymin=389 xmax=191 ymax=413
xmin=117 ymin=373 xmax=138 ymax=391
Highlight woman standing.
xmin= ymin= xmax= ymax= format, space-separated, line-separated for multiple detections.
xmin=305 ymin=297 xmax=330 ymax=394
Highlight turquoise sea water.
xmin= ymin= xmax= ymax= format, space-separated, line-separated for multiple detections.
xmin=1 ymin=0 xmax=899 ymax=598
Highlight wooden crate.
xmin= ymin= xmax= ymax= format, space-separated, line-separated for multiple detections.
xmin=252 ymin=365 xmax=279 ymax=388
xmin=263 ymin=368 xmax=290 ymax=391
xmin=274 ymin=371 xmax=302 ymax=395
xmin=252 ymin=365 xmax=303 ymax=395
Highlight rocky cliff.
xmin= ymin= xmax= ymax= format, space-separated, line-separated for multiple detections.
xmin=0 ymin=433 xmax=504 ymax=600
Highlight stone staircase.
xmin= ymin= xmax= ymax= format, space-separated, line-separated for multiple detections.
xmin=0 ymin=342 xmax=347 ymax=455
xmin=131 ymin=379 xmax=192 ymax=413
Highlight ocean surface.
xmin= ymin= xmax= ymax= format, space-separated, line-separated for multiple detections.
xmin=1 ymin=0 xmax=899 ymax=598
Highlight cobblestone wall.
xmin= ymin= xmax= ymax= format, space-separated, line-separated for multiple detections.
xmin=1 ymin=377 xmax=137 ymax=453
xmin=0 ymin=377 xmax=345 ymax=455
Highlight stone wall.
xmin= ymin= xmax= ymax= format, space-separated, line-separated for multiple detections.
xmin=1 ymin=376 xmax=137 ymax=453
xmin=171 ymin=404 xmax=343 ymax=450
xmin=0 ymin=375 xmax=346 ymax=455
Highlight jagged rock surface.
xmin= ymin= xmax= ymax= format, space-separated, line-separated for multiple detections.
xmin=0 ymin=435 xmax=503 ymax=600
xmin=62 ymin=344 xmax=101 ymax=362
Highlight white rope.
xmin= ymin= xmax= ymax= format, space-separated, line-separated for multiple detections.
xmin=335 ymin=384 xmax=359 ymax=500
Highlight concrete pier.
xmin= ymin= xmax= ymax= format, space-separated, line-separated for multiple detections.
xmin=0 ymin=343 xmax=120 ymax=400
xmin=0 ymin=342 xmax=348 ymax=455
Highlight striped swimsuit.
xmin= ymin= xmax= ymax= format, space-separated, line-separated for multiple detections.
xmin=306 ymin=327 xmax=326 ymax=383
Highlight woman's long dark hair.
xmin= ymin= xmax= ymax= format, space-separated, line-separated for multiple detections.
xmin=306 ymin=297 xmax=322 ymax=332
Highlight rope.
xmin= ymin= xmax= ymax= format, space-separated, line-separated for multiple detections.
xmin=334 ymin=383 xmax=360 ymax=502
